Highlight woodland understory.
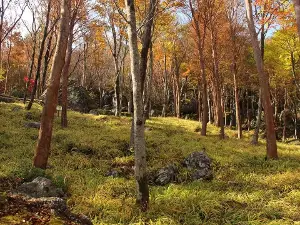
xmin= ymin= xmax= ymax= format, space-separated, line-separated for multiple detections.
xmin=1 ymin=0 xmax=300 ymax=224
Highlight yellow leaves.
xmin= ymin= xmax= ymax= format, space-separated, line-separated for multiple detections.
xmin=181 ymin=63 xmax=191 ymax=77
xmin=161 ymin=0 xmax=185 ymax=9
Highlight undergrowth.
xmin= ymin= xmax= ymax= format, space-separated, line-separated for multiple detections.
xmin=1 ymin=102 xmax=300 ymax=224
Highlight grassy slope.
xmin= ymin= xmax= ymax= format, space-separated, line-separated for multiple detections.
xmin=1 ymin=102 xmax=300 ymax=225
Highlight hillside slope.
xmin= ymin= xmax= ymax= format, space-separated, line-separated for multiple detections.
xmin=1 ymin=102 xmax=300 ymax=224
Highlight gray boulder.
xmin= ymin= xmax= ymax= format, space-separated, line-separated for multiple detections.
xmin=25 ymin=122 xmax=40 ymax=129
xmin=155 ymin=164 xmax=178 ymax=185
xmin=16 ymin=177 xmax=64 ymax=198
xmin=183 ymin=151 xmax=213 ymax=180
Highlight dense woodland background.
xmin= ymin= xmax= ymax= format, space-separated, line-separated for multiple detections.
xmin=0 ymin=1 xmax=298 ymax=137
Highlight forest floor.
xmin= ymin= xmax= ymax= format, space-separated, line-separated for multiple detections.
xmin=1 ymin=102 xmax=300 ymax=225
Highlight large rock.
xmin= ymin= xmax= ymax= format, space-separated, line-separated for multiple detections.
xmin=182 ymin=151 xmax=213 ymax=181
xmin=0 ymin=95 xmax=15 ymax=103
xmin=155 ymin=164 xmax=178 ymax=185
xmin=24 ymin=122 xmax=40 ymax=129
xmin=16 ymin=177 xmax=64 ymax=198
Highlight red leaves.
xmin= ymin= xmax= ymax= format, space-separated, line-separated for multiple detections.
xmin=24 ymin=76 xmax=35 ymax=93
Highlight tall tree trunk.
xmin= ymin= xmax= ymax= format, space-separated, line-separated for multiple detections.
xmin=233 ymin=64 xmax=242 ymax=139
xmin=246 ymin=90 xmax=250 ymax=131
xmin=208 ymin=90 xmax=213 ymax=124
xmin=245 ymin=0 xmax=278 ymax=159
xmin=33 ymin=0 xmax=70 ymax=169
xmin=282 ymin=88 xmax=288 ymax=142
xmin=114 ymin=71 xmax=121 ymax=116
xmin=293 ymin=0 xmax=300 ymax=37
xmin=61 ymin=9 xmax=77 ymax=128
xmin=81 ymin=42 xmax=87 ymax=87
xmin=42 ymin=31 xmax=54 ymax=93
xmin=173 ymin=56 xmax=181 ymax=118
xmin=189 ymin=0 xmax=208 ymax=135
xmin=4 ymin=37 xmax=11 ymax=94
xmin=210 ymin=27 xmax=224 ymax=139
xmin=162 ymin=52 xmax=167 ymax=117
xmin=27 ymin=0 xmax=52 ymax=110
xmin=294 ymin=102 xmax=298 ymax=139
xmin=252 ymin=91 xmax=262 ymax=145
xmin=252 ymin=9 xmax=266 ymax=144
xmin=125 ymin=0 xmax=154 ymax=211
xmin=24 ymin=31 xmax=38 ymax=104
xmin=144 ymin=42 xmax=153 ymax=120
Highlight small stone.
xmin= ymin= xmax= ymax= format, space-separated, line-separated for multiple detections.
xmin=25 ymin=112 xmax=34 ymax=120
xmin=89 ymin=109 xmax=99 ymax=115
xmin=155 ymin=164 xmax=178 ymax=185
xmin=11 ymin=106 xmax=22 ymax=112
xmin=106 ymin=170 xmax=119 ymax=178
xmin=24 ymin=122 xmax=40 ymax=129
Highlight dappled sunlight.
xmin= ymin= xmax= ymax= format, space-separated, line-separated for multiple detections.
xmin=2 ymin=102 xmax=300 ymax=224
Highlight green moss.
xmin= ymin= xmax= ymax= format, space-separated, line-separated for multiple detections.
xmin=2 ymin=102 xmax=300 ymax=224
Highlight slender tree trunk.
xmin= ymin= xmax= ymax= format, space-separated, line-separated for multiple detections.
xmin=61 ymin=10 xmax=76 ymax=128
xmin=81 ymin=42 xmax=87 ymax=87
xmin=233 ymin=64 xmax=242 ymax=139
xmin=125 ymin=0 xmax=152 ymax=211
xmin=33 ymin=0 xmax=70 ymax=169
xmin=282 ymin=88 xmax=287 ymax=142
xmin=252 ymin=11 xmax=266 ymax=144
xmin=42 ymin=31 xmax=53 ymax=93
xmin=173 ymin=57 xmax=181 ymax=118
xmin=24 ymin=32 xmax=38 ymax=104
xmin=189 ymin=0 xmax=208 ymax=135
xmin=114 ymin=68 xmax=121 ymax=116
xmin=144 ymin=42 xmax=153 ymax=120
xmin=210 ymin=27 xmax=224 ymax=139
xmin=27 ymin=0 xmax=52 ymax=110
xmin=162 ymin=53 xmax=167 ymax=117
xmin=294 ymin=102 xmax=298 ymax=139
xmin=293 ymin=0 xmax=300 ymax=37
xmin=4 ymin=37 xmax=11 ymax=94
xmin=245 ymin=0 xmax=278 ymax=159
xmin=252 ymin=91 xmax=262 ymax=145
xmin=208 ymin=90 xmax=213 ymax=124
xmin=246 ymin=91 xmax=251 ymax=131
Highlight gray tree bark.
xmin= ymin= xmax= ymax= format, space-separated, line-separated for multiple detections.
xmin=125 ymin=0 xmax=149 ymax=211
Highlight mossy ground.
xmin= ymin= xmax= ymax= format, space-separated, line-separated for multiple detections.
xmin=1 ymin=102 xmax=300 ymax=224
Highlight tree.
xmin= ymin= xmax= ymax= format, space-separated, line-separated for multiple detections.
xmin=225 ymin=0 xmax=243 ymax=139
xmin=61 ymin=0 xmax=84 ymax=128
xmin=97 ymin=0 xmax=128 ymax=116
xmin=0 ymin=0 xmax=28 ymax=89
xmin=244 ymin=0 xmax=278 ymax=159
xmin=34 ymin=0 xmax=70 ymax=169
xmin=188 ymin=0 xmax=209 ymax=136
xmin=27 ymin=0 xmax=52 ymax=110
xmin=124 ymin=0 xmax=157 ymax=211
xmin=293 ymin=0 xmax=300 ymax=37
